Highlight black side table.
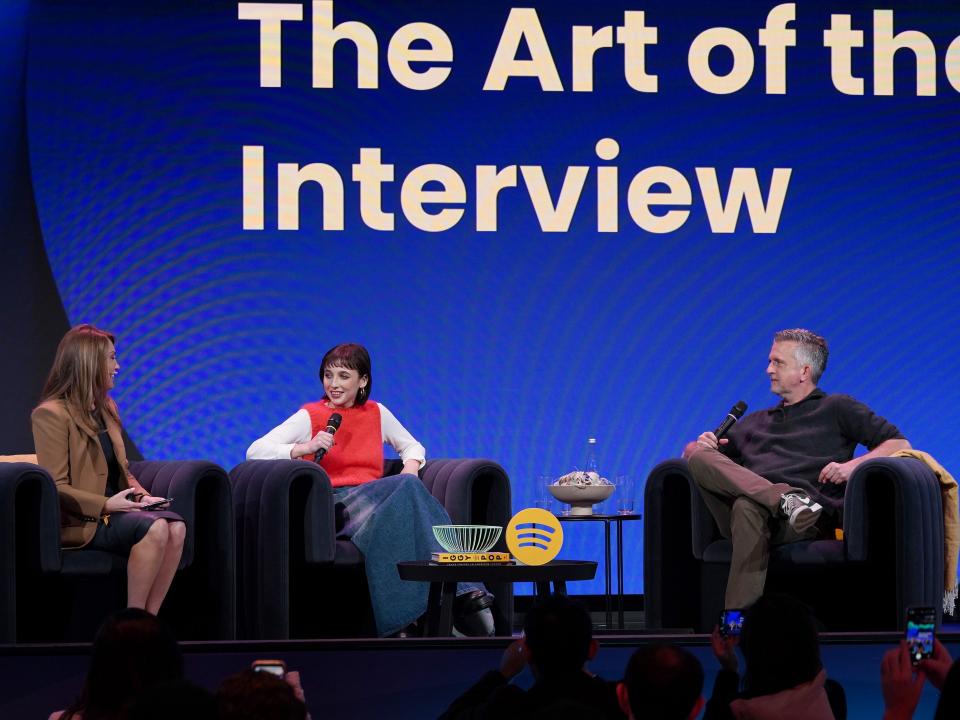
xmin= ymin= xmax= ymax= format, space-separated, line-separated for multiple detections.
xmin=397 ymin=560 xmax=597 ymax=637
xmin=558 ymin=513 xmax=641 ymax=629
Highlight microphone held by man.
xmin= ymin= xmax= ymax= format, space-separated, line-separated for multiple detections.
xmin=684 ymin=401 xmax=748 ymax=457
xmin=713 ymin=401 xmax=748 ymax=440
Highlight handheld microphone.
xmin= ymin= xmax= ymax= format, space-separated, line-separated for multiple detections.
xmin=315 ymin=413 xmax=342 ymax=462
xmin=714 ymin=401 xmax=748 ymax=439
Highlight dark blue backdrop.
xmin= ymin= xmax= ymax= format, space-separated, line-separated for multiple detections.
xmin=15 ymin=0 xmax=960 ymax=594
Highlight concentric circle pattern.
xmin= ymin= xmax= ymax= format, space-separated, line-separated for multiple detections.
xmin=24 ymin=0 xmax=960 ymax=595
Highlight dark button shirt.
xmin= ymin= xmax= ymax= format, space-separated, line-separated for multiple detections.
xmin=723 ymin=389 xmax=904 ymax=517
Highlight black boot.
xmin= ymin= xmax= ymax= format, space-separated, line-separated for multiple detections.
xmin=453 ymin=590 xmax=496 ymax=637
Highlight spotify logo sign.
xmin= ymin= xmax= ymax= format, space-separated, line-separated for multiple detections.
xmin=505 ymin=508 xmax=564 ymax=565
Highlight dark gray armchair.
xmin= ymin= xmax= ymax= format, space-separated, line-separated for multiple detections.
xmin=0 ymin=459 xmax=235 ymax=642
xmin=643 ymin=456 xmax=945 ymax=632
xmin=230 ymin=458 xmax=513 ymax=639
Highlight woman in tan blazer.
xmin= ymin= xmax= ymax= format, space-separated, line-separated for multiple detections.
xmin=32 ymin=324 xmax=186 ymax=615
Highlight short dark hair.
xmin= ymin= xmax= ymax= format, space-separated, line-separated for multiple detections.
xmin=741 ymin=593 xmax=822 ymax=697
xmin=319 ymin=343 xmax=372 ymax=405
xmin=623 ymin=644 xmax=703 ymax=719
xmin=216 ymin=669 xmax=306 ymax=720
xmin=523 ymin=594 xmax=593 ymax=676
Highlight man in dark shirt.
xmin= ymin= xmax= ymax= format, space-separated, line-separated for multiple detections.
xmin=440 ymin=594 xmax=624 ymax=719
xmin=682 ymin=329 xmax=910 ymax=609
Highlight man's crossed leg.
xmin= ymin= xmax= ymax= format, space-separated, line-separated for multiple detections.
xmin=687 ymin=447 xmax=822 ymax=608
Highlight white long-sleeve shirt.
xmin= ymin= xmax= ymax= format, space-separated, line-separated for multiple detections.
xmin=246 ymin=403 xmax=426 ymax=468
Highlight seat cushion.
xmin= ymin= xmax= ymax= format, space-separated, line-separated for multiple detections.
xmin=703 ymin=539 xmax=847 ymax=566
xmin=60 ymin=549 xmax=127 ymax=575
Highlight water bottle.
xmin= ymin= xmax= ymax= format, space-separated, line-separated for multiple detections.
xmin=584 ymin=437 xmax=599 ymax=476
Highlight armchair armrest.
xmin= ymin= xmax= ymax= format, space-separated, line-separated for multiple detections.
xmin=644 ymin=459 xmax=719 ymax=560
xmin=130 ymin=460 xmax=231 ymax=568
xmin=419 ymin=458 xmax=512 ymax=529
xmin=130 ymin=459 xmax=236 ymax=639
xmin=842 ymin=456 xmax=944 ymax=624
xmin=0 ymin=462 xmax=62 ymax=642
xmin=230 ymin=459 xmax=335 ymax=564
xmin=643 ymin=459 xmax=717 ymax=630
xmin=417 ymin=458 xmax=513 ymax=636
xmin=230 ymin=459 xmax=334 ymax=639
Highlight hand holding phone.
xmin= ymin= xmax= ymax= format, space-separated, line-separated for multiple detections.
xmin=917 ymin=639 xmax=954 ymax=689
xmin=881 ymin=642 xmax=927 ymax=716
xmin=711 ymin=623 xmax=739 ymax=672
xmin=140 ymin=497 xmax=173 ymax=511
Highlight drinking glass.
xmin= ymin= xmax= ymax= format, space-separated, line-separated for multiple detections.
xmin=616 ymin=474 xmax=636 ymax=515
xmin=535 ymin=474 xmax=555 ymax=512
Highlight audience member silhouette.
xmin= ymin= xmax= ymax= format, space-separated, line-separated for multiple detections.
xmin=440 ymin=594 xmax=623 ymax=719
xmin=934 ymin=655 xmax=960 ymax=720
xmin=126 ymin=680 xmax=216 ymax=720
xmin=216 ymin=669 xmax=307 ymax=720
xmin=50 ymin=608 xmax=183 ymax=720
xmin=618 ymin=644 xmax=704 ymax=719
xmin=705 ymin=593 xmax=845 ymax=720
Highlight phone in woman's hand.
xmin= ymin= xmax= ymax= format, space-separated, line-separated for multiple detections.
xmin=141 ymin=497 xmax=173 ymax=510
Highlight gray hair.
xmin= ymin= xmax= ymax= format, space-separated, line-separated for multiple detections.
xmin=774 ymin=328 xmax=828 ymax=383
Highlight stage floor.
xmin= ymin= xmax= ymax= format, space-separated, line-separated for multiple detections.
xmin=2 ymin=632 xmax=958 ymax=718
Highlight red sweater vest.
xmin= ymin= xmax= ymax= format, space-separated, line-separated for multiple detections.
xmin=302 ymin=401 xmax=383 ymax=487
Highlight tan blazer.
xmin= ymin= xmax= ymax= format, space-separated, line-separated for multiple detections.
xmin=31 ymin=398 xmax=144 ymax=547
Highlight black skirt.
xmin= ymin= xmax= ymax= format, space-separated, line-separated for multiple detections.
xmin=87 ymin=510 xmax=184 ymax=554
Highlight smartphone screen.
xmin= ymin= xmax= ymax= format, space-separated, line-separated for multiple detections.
xmin=720 ymin=608 xmax=744 ymax=637
xmin=251 ymin=659 xmax=287 ymax=677
xmin=905 ymin=607 xmax=936 ymax=665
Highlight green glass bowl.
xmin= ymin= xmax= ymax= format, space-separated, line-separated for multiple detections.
xmin=432 ymin=525 xmax=503 ymax=553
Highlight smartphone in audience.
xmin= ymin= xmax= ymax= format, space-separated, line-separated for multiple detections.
xmin=252 ymin=659 xmax=287 ymax=676
xmin=719 ymin=608 xmax=744 ymax=637
xmin=905 ymin=607 xmax=936 ymax=666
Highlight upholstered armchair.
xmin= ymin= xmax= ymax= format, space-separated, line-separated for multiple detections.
xmin=0 ymin=458 xmax=235 ymax=642
xmin=643 ymin=457 xmax=944 ymax=632
xmin=230 ymin=458 xmax=513 ymax=639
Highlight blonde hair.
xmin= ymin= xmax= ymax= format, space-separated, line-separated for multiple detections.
xmin=40 ymin=324 xmax=120 ymax=433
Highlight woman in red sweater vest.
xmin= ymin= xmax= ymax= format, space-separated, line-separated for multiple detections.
xmin=248 ymin=343 xmax=493 ymax=636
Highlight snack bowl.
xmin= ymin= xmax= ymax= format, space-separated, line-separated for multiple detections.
xmin=432 ymin=525 xmax=503 ymax=553
xmin=548 ymin=483 xmax=615 ymax=515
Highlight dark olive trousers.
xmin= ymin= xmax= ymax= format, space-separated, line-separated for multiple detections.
xmin=687 ymin=447 xmax=818 ymax=608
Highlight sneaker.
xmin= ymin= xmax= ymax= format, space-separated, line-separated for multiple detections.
xmin=779 ymin=492 xmax=822 ymax=533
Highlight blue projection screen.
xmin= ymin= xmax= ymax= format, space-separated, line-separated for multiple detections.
xmin=24 ymin=0 xmax=960 ymax=593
